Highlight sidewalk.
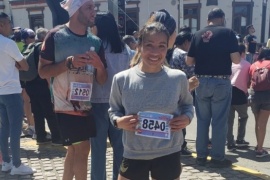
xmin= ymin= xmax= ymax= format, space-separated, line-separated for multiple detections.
xmin=0 ymin=137 xmax=269 ymax=180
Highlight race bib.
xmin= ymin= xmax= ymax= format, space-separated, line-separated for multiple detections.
xmin=136 ymin=111 xmax=172 ymax=139
xmin=69 ymin=82 xmax=92 ymax=101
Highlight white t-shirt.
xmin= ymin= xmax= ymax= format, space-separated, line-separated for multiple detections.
xmin=0 ymin=34 xmax=24 ymax=95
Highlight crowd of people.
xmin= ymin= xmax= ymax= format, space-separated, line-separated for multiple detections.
xmin=0 ymin=0 xmax=269 ymax=179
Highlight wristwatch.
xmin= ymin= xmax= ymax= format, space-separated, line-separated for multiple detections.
xmin=113 ymin=119 xmax=118 ymax=128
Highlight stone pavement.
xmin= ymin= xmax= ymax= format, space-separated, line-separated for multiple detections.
xmin=0 ymin=137 xmax=269 ymax=180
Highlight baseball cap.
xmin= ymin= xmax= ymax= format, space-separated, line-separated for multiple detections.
xmin=21 ymin=28 xmax=36 ymax=40
xmin=207 ymin=8 xmax=225 ymax=20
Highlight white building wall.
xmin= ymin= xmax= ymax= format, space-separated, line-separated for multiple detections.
xmin=43 ymin=7 xmax=53 ymax=29
xmin=2 ymin=0 xmax=270 ymax=42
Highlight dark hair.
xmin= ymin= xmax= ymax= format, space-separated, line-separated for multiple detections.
xmin=257 ymin=48 xmax=270 ymax=60
xmin=95 ymin=11 xmax=125 ymax=53
xmin=207 ymin=8 xmax=225 ymax=21
xmin=246 ymin=24 xmax=253 ymax=30
xmin=122 ymin=35 xmax=136 ymax=45
xmin=0 ymin=12 xmax=9 ymax=19
xmin=130 ymin=22 xmax=170 ymax=67
xmin=174 ymin=30 xmax=192 ymax=46
xmin=147 ymin=9 xmax=176 ymax=36
xmin=179 ymin=26 xmax=191 ymax=33
xmin=238 ymin=43 xmax=246 ymax=55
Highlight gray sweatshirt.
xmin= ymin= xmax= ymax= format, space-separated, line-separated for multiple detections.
xmin=109 ymin=65 xmax=194 ymax=160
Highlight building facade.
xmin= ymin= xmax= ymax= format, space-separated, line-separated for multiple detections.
xmin=0 ymin=0 xmax=269 ymax=43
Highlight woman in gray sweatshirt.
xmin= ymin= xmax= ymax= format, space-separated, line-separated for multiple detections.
xmin=109 ymin=22 xmax=194 ymax=180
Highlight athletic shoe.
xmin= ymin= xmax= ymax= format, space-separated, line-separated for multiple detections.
xmin=255 ymin=149 xmax=269 ymax=158
xmin=36 ymin=138 xmax=51 ymax=145
xmin=32 ymin=133 xmax=37 ymax=139
xmin=227 ymin=144 xmax=237 ymax=152
xmin=1 ymin=161 xmax=12 ymax=172
xmin=51 ymin=140 xmax=63 ymax=146
xmin=181 ymin=147 xmax=192 ymax=156
xmin=208 ymin=158 xmax=232 ymax=168
xmin=196 ymin=157 xmax=207 ymax=166
xmin=10 ymin=163 xmax=36 ymax=175
xmin=236 ymin=140 xmax=249 ymax=147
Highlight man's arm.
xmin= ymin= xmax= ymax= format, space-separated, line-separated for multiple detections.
xmin=186 ymin=56 xmax=195 ymax=66
xmin=230 ymin=52 xmax=241 ymax=64
xmin=38 ymin=57 xmax=68 ymax=79
xmin=16 ymin=58 xmax=29 ymax=71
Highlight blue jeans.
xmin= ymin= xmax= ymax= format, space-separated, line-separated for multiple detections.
xmin=195 ymin=78 xmax=231 ymax=160
xmin=90 ymin=103 xmax=123 ymax=180
xmin=0 ymin=94 xmax=23 ymax=167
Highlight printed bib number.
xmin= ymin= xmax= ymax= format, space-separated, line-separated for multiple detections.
xmin=135 ymin=111 xmax=172 ymax=139
xmin=69 ymin=82 xmax=92 ymax=101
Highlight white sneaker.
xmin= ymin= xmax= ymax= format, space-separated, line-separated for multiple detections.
xmin=10 ymin=163 xmax=36 ymax=175
xmin=1 ymin=161 xmax=12 ymax=172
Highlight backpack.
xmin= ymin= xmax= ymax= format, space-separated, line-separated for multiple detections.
xmin=19 ymin=42 xmax=42 ymax=81
xmin=251 ymin=62 xmax=270 ymax=91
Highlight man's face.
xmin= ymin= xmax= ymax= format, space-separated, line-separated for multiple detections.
xmin=249 ymin=26 xmax=255 ymax=34
xmin=77 ymin=1 xmax=96 ymax=27
xmin=0 ymin=17 xmax=12 ymax=37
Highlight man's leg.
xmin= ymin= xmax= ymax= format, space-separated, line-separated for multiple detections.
xmin=62 ymin=142 xmax=91 ymax=180
xmin=26 ymin=88 xmax=47 ymax=142
xmin=211 ymin=79 xmax=232 ymax=161
xmin=235 ymin=104 xmax=248 ymax=142
xmin=1 ymin=94 xmax=24 ymax=167
xmin=108 ymin=112 xmax=123 ymax=180
xmin=91 ymin=103 xmax=110 ymax=180
xmin=227 ymin=106 xmax=235 ymax=145
xmin=195 ymin=78 xmax=212 ymax=160
xmin=39 ymin=88 xmax=60 ymax=143
xmin=0 ymin=96 xmax=12 ymax=164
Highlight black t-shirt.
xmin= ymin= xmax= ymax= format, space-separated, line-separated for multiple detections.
xmin=188 ymin=25 xmax=238 ymax=75
xmin=245 ymin=34 xmax=257 ymax=54
xmin=231 ymin=86 xmax=247 ymax=105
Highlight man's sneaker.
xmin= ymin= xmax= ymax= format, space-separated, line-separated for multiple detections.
xmin=1 ymin=161 xmax=12 ymax=172
xmin=32 ymin=133 xmax=37 ymax=139
xmin=36 ymin=138 xmax=51 ymax=145
xmin=51 ymin=140 xmax=63 ymax=146
xmin=209 ymin=158 xmax=232 ymax=168
xmin=196 ymin=157 xmax=207 ymax=166
xmin=10 ymin=163 xmax=36 ymax=175
xmin=181 ymin=147 xmax=192 ymax=156
xmin=227 ymin=144 xmax=237 ymax=152
xmin=255 ymin=149 xmax=269 ymax=158
xmin=236 ymin=140 xmax=249 ymax=147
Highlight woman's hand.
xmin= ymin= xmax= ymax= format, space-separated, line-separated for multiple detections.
xmin=169 ymin=115 xmax=190 ymax=132
xmin=117 ymin=115 xmax=138 ymax=132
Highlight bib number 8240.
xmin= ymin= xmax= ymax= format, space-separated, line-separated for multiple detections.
xmin=141 ymin=119 xmax=166 ymax=132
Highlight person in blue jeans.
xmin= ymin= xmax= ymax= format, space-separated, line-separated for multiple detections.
xmin=90 ymin=12 xmax=134 ymax=180
xmin=186 ymin=8 xmax=240 ymax=168
xmin=0 ymin=12 xmax=36 ymax=175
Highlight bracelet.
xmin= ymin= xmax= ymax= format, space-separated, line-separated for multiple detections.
xmin=65 ymin=56 xmax=74 ymax=70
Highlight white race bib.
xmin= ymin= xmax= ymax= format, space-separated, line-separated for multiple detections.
xmin=136 ymin=111 xmax=172 ymax=139
xmin=69 ymin=82 xmax=92 ymax=101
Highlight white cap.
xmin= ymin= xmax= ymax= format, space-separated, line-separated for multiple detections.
xmin=60 ymin=0 xmax=92 ymax=18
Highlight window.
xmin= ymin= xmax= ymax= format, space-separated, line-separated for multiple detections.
xmin=206 ymin=0 xmax=218 ymax=6
xmin=232 ymin=2 xmax=253 ymax=39
xmin=184 ymin=4 xmax=201 ymax=33
xmin=27 ymin=7 xmax=45 ymax=30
